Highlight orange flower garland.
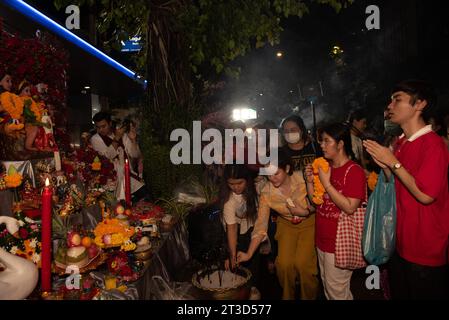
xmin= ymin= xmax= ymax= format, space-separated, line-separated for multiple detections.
xmin=0 ymin=92 xmax=24 ymax=120
xmin=367 ymin=171 xmax=378 ymax=191
xmin=311 ymin=157 xmax=330 ymax=205
xmin=91 ymin=156 xmax=101 ymax=171
xmin=94 ymin=218 xmax=135 ymax=248
xmin=4 ymin=165 xmax=23 ymax=188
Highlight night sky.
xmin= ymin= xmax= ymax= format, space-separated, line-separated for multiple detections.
xmin=14 ymin=0 xmax=449 ymax=135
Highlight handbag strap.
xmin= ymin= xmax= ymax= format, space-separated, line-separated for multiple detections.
xmin=342 ymin=163 xmax=367 ymax=205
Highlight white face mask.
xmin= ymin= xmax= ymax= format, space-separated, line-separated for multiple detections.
xmin=284 ymin=132 xmax=301 ymax=144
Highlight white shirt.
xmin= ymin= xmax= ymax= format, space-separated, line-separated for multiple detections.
xmin=90 ymin=132 xmax=144 ymax=200
xmin=351 ymin=134 xmax=364 ymax=164
xmin=222 ymin=193 xmax=254 ymax=235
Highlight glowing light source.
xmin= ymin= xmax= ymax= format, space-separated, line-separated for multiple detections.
xmin=3 ymin=0 xmax=147 ymax=87
xmin=276 ymin=51 xmax=283 ymax=58
xmin=232 ymin=108 xmax=257 ymax=122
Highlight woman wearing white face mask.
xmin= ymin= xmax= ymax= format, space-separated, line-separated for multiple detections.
xmin=281 ymin=115 xmax=323 ymax=173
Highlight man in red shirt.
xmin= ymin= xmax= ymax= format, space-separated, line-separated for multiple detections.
xmin=364 ymin=80 xmax=449 ymax=299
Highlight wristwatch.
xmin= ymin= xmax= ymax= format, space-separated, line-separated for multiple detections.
xmin=391 ymin=162 xmax=402 ymax=171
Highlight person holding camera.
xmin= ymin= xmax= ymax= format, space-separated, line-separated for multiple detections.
xmin=90 ymin=111 xmax=146 ymax=202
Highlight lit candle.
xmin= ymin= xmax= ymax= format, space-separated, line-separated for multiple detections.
xmin=41 ymin=178 xmax=52 ymax=292
xmin=124 ymin=159 xmax=131 ymax=207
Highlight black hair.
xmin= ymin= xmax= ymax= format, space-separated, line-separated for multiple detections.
xmin=280 ymin=114 xmax=307 ymax=145
xmin=318 ymin=123 xmax=356 ymax=160
xmin=347 ymin=108 xmax=367 ymax=124
xmin=0 ymin=69 xmax=11 ymax=94
xmin=273 ymin=147 xmax=293 ymax=176
xmin=392 ymin=79 xmax=437 ymax=122
xmin=429 ymin=113 xmax=448 ymax=138
xmin=92 ymin=111 xmax=112 ymax=123
xmin=219 ymin=165 xmax=258 ymax=225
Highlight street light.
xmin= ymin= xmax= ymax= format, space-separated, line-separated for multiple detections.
xmin=232 ymin=107 xmax=257 ymax=122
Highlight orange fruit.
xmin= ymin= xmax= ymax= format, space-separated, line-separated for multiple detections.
xmin=81 ymin=237 xmax=92 ymax=248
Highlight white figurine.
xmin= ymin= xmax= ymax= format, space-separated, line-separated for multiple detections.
xmin=0 ymin=216 xmax=39 ymax=300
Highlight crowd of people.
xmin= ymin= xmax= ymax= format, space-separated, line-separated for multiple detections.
xmin=88 ymin=79 xmax=449 ymax=300
xmin=215 ymin=79 xmax=449 ymax=300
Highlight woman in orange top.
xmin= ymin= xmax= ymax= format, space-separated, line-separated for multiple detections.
xmin=237 ymin=149 xmax=318 ymax=300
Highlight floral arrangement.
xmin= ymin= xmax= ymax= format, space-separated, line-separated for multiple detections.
xmin=94 ymin=218 xmax=135 ymax=248
xmin=0 ymin=92 xmax=24 ymax=120
xmin=4 ymin=165 xmax=23 ymax=188
xmin=22 ymin=97 xmax=44 ymax=123
xmin=0 ymin=211 xmax=41 ymax=267
xmin=0 ymin=22 xmax=69 ymax=108
xmin=367 ymin=171 xmax=379 ymax=192
xmin=311 ymin=157 xmax=330 ymax=205
xmin=0 ymin=92 xmax=25 ymax=133
xmin=106 ymin=251 xmax=137 ymax=280
xmin=64 ymin=146 xmax=116 ymax=187
xmin=91 ymin=156 xmax=101 ymax=171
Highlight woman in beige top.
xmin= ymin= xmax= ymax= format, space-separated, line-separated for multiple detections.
xmin=237 ymin=149 xmax=319 ymax=300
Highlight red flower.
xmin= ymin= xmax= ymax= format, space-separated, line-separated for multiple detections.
xmin=99 ymin=176 xmax=107 ymax=185
xmin=19 ymin=227 xmax=29 ymax=239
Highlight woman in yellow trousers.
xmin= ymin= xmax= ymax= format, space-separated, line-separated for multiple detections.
xmin=237 ymin=149 xmax=319 ymax=300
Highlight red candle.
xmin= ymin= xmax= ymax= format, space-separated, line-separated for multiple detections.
xmin=124 ymin=159 xmax=131 ymax=207
xmin=41 ymin=178 xmax=52 ymax=292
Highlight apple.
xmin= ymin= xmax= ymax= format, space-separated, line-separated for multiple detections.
xmin=87 ymin=244 xmax=99 ymax=259
xmin=67 ymin=231 xmax=81 ymax=247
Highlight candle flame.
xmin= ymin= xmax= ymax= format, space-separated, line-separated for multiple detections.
xmin=125 ymin=159 xmax=128 ymax=164
xmin=45 ymin=178 xmax=50 ymax=187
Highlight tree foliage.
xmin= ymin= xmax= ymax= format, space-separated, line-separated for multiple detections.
xmin=52 ymin=0 xmax=353 ymax=198
xmin=53 ymin=0 xmax=353 ymax=78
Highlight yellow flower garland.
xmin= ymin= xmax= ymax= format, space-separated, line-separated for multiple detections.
xmin=0 ymin=92 xmax=24 ymax=120
xmin=4 ymin=172 xmax=23 ymax=188
xmin=311 ymin=157 xmax=330 ymax=205
xmin=367 ymin=171 xmax=378 ymax=191
xmin=93 ymin=218 xmax=135 ymax=248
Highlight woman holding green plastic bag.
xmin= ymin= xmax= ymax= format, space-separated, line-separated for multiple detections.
xmin=362 ymin=171 xmax=396 ymax=265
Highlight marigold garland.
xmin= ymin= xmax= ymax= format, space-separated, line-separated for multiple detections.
xmin=0 ymin=92 xmax=24 ymax=120
xmin=4 ymin=173 xmax=23 ymax=188
xmin=367 ymin=171 xmax=378 ymax=191
xmin=93 ymin=218 xmax=135 ymax=248
xmin=311 ymin=157 xmax=330 ymax=205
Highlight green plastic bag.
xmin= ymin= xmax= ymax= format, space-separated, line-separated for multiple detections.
xmin=362 ymin=171 xmax=396 ymax=265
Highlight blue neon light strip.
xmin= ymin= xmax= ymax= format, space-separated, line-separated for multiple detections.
xmin=3 ymin=0 xmax=147 ymax=88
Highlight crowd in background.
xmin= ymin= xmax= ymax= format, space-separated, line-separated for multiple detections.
xmin=211 ymin=79 xmax=449 ymax=300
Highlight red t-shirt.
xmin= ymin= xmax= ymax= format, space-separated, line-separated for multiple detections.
xmin=316 ymin=160 xmax=366 ymax=253
xmin=394 ymin=131 xmax=449 ymax=266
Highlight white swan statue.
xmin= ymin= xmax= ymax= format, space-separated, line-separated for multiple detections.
xmin=0 ymin=216 xmax=39 ymax=300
